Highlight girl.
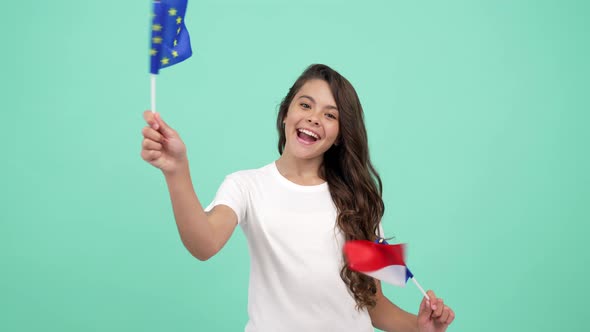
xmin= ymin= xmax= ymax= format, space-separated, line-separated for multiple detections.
xmin=141 ymin=64 xmax=455 ymax=331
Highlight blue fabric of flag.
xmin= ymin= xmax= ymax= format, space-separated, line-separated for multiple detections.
xmin=150 ymin=0 xmax=192 ymax=74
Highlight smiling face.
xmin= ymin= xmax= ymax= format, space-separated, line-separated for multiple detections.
xmin=281 ymin=79 xmax=340 ymax=163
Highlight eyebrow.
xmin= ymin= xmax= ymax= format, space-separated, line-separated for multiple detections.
xmin=298 ymin=95 xmax=339 ymax=111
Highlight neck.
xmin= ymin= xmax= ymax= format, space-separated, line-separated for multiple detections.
xmin=275 ymin=153 xmax=325 ymax=186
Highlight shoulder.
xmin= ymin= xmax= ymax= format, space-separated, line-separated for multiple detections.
xmin=225 ymin=162 xmax=275 ymax=183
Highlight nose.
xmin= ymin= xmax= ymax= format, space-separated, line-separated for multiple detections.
xmin=306 ymin=118 xmax=319 ymax=126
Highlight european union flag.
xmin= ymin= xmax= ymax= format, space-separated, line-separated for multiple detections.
xmin=150 ymin=0 xmax=192 ymax=74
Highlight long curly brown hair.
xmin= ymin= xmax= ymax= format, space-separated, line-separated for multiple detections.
xmin=276 ymin=64 xmax=384 ymax=310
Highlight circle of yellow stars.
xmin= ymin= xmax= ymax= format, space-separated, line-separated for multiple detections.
xmin=150 ymin=7 xmax=185 ymax=66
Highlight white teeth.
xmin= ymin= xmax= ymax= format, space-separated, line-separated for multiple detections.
xmin=298 ymin=128 xmax=319 ymax=139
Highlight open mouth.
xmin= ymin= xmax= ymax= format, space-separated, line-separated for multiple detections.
xmin=297 ymin=128 xmax=320 ymax=143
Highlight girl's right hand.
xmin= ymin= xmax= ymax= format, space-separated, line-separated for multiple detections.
xmin=141 ymin=110 xmax=187 ymax=175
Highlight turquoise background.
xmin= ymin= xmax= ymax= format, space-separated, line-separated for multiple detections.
xmin=2 ymin=0 xmax=589 ymax=331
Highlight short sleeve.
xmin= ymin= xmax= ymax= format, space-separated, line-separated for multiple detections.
xmin=204 ymin=175 xmax=247 ymax=225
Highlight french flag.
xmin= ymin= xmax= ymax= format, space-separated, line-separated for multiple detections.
xmin=343 ymin=239 xmax=414 ymax=287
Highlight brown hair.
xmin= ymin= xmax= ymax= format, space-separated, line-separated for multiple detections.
xmin=276 ymin=64 xmax=384 ymax=309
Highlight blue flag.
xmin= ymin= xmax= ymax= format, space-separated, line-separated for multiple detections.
xmin=150 ymin=0 xmax=192 ymax=74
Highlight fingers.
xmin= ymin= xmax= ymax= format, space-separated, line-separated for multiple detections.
xmin=143 ymin=110 xmax=159 ymax=130
xmin=426 ymin=290 xmax=455 ymax=325
xmin=447 ymin=307 xmax=456 ymax=324
xmin=434 ymin=304 xmax=454 ymax=325
xmin=140 ymin=136 xmax=163 ymax=162
xmin=142 ymin=138 xmax=162 ymax=151
xmin=142 ymin=126 xmax=164 ymax=143
xmin=432 ymin=298 xmax=444 ymax=318
xmin=140 ymin=110 xmax=185 ymax=171
xmin=417 ymin=290 xmax=456 ymax=331
xmin=417 ymin=295 xmax=433 ymax=322
xmin=154 ymin=112 xmax=176 ymax=137
xmin=143 ymin=110 xmax=178 ymax=139
xmin=141 ymin=149 xmax=162 ymax=162
xmin=438 ymin=304 xmax=450 ymax=322
xmin=141 ymin=121 xmax=164 ymax=163
xmin=426 ymin=290 xmax=438 ymax=311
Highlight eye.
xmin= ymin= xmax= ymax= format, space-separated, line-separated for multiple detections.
xmin=326 ymin=113 xmax=337 ymax=120
xmin=300 ymin=103 xmax=311 ymax=109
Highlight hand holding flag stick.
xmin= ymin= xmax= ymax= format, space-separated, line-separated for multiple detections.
xmin=149 ymin=0 xmax=193 ymax=113
xmin=343 ymin=238 xmax=430 ymax=301
xmin=345 ymin=239 xmax=457 ymax=329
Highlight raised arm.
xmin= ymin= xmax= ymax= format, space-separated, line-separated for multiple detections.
xmin=141 ymin=111 xmax=237 ymax=260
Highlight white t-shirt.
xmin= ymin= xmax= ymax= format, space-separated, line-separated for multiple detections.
xmin=206 ymin=162 xmax=378 ymax=332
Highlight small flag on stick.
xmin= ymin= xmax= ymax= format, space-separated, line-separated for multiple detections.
xmin=149 ymin=0 xmax=193 ymax=112
xmin=343 ymin=238 xmax=430 ymax=300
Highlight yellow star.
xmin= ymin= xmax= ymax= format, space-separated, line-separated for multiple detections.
xmin=168 ymin=8 xmax=177 ymax=16
xmin=152 ymin=24 xmax=162 ymax=32
xmin=177 ymin=27 xmax=181 ymax=35
xmin=172 ymin=50 xmax=179 ymax=58
xmin=161 ymin=57 xmax=170 ymax=65
xmin=176 ymin=16 xmax=182 ymax=24
xmin=150 ymin=48 xmax=157 ymax=56
xmin=173 ymin=39 xmax=178 ymax=47
xmin=152 ymin=36 xmax=163 ymax=44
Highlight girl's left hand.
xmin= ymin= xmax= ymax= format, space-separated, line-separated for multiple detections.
xmin=417 ymin=290 xmax=455 ymax=332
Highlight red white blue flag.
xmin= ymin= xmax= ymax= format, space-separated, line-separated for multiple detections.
xmin=343 ymin=239 xmax=414 ymax=287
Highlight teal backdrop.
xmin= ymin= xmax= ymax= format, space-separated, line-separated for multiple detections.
xmin=2 ymin=0 xmax=588 ymax=331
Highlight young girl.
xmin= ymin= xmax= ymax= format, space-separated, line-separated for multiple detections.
xmin=141 ymin=64 xmax=455 ymax=331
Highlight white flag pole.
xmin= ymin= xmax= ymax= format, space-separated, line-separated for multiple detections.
xmin=151 ymin=74 xmax=157 ymax=113
xmin=411 ymin=277 xmax=430 ymax=300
